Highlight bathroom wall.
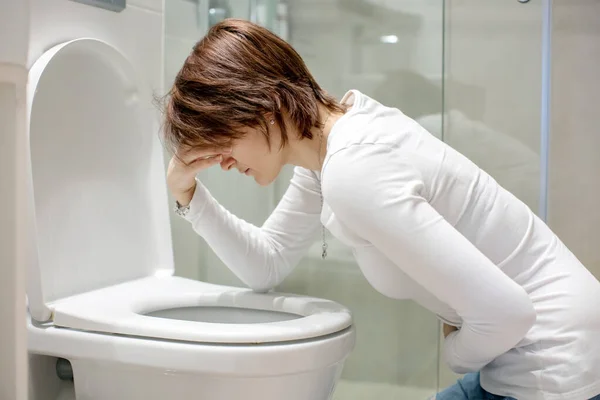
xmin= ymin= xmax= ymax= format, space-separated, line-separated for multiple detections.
xmin=438 ymin=0 xmax=545 ymax=388
xmin=0 ymin=79 xmax=29 ymax=400
xmin=547 ymin=0 xmax=600 ymax=280
xmin=442 ymin=0 xmax=544 ymax=213
xmin=277 ymin=0 xmax=444 ymax=392
xmin=0 ymin=1 xmax=29 ymax=398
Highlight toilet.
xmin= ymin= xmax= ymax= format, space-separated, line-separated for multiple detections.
xmin=21 ymin=2 xmax=355 ymax=399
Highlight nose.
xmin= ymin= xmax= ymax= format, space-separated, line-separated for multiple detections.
xmin=220 ymin=156 xmax=236 ymax=171
xmin=236 ymin=163 xmax=249 ymax=173
xmin=220 ymin=156 xmax=247 ymax=173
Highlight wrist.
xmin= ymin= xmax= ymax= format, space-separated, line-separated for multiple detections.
xmin=443 ymin=323 xmax=459 ymax=338
xmin=175 ymin=182 xmax=197 ymax=207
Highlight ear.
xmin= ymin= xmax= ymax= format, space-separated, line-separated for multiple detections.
xmin=263 ymin=112 xmax=276 ymax=126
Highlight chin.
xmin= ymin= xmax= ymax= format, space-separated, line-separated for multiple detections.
xmin=255 ymin=177 xmax=271 ymax=187
xmin=254 ymin=173 xmax=276 ymax=187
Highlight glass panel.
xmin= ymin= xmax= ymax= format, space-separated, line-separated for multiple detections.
xmin=547 ymin=0 xmax=600 ymax=280
xmin=274 ymin=1 xmax=444 ymax=398
xmin=438 ymin=0 xmax=544 ymax=389
xmin=441 ymin=1 xmax=544 ymax=215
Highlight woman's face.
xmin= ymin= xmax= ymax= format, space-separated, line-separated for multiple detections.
xmin=219 ymin=122 xmax=287 ymax=186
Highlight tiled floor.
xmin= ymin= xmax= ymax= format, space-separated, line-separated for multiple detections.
xmin=52 ymin=377 xmax=436 ymax=400
xmin=334 ymin=379 xmax=435 ymax=400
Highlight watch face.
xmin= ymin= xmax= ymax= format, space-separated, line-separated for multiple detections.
xmin=174 ymin=202 xmax=190 ymax=217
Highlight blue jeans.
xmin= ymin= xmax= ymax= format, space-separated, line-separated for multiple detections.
xmin=435 ymin=372 xmax=600 ymax=400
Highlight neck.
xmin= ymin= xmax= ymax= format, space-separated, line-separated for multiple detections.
xmin=286 ymin=104 xmax=343 ymax=171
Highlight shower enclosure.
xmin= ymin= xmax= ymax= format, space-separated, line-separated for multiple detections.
xmin=163 ymin=0 xmax=600 ymax=397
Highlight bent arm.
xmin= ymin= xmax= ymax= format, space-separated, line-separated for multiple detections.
xmin=323 ymin=143 xmax=536 ymax=373
xmin=184 ymin=166 xmax=321 ymax=292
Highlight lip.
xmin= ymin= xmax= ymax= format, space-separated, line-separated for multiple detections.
xmin=244 ymin=168 xmax=251 ymax=175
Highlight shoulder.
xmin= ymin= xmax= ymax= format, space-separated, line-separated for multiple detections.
xmin=322 ymin=142 xmax=424 ymax=211
xmin=287 ymin=165 xmax=321 ymax=194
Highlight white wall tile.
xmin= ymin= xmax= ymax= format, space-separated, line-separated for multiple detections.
xmin=129 ymin=0 xmax=164 ymax=13
xmin=29 ymin=0 xmax=163 ymax=93
xmin=164 ymin=35 xmax=195 ymax=87
xmin=165 ymin=0 xmax=204 ymax=41
xmin=548 ymin=0 xmax=600 ymax=279
xmin=443 ymin=0 xmax=543 ymax=211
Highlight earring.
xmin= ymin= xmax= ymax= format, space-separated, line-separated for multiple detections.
xmin=270 ymin=119 xmax=275 ymax=125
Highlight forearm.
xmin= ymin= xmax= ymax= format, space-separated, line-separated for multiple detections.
xmin=185 ymin=175 xmax=320 ymax=291
xmin=443 ymin=290 xmax=536 ymax=373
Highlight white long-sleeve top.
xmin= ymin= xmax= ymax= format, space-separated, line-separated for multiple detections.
xmin=184 ymin=90 xmax=600 ymax=400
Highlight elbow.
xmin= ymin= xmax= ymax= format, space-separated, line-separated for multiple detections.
xmin=443 ymin=331 xmax=482 ymax=374
xmin=243 ymin=264 xmax=284 ymax=293
xmin=479 ymin=287 xmax=536 ymax=340
xmin=510 ymin=296 xmax=537 ymax=339
xmin=237 ymin=246 xmax=294 ymax=293
xmin=246 ymin=250 xmax=294 ymax=293
xmin=243 ymin=273 xmax=279 ymax=293
xmin=506 ymin=288 xmax=537 ymax=340
xmin=485 ymin=288 xmax=536 ymax=351
xmin=445 ymin=291 xmax=536 ymax=374
xmin=247 ymin=281 xmax=276 ymax=293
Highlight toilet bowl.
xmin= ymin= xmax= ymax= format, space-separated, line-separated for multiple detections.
xmin=25 ymin=37 xmax=355 ymax=400
xmin=28 ymin=276 xmax=355 ymax=400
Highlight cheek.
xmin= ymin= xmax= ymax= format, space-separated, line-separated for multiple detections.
xmin=231 ymin=144 xmax=253 ymax=167
xmin=245 ymin=143 xmax=273 ymax=168
xmin=232 ymin=134 xmax=279 ymax=172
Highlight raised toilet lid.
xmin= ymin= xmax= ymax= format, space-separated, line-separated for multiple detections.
xmin=26 ymin=38 xmax=174 ymax=322
xmin=26 ymin=38 xmax=352 ymax=343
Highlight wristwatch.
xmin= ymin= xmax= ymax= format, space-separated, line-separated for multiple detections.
xmin=174 ymin=200 xmax=191 ymax=217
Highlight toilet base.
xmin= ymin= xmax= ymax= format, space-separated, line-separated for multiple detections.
xmin=69 ymin=358 xmax=345 ymax=400
xmin=28 ymin=301 xmax=355 ymax=400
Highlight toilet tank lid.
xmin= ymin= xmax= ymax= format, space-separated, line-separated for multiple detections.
xmin=25 ymin=38 xmax=174 ymax=322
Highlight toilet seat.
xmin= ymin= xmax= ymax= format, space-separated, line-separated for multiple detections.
xmin=49 ymin=275 xmax=353 ymax=344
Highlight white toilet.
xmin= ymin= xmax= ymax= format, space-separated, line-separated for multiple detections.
xmin=22 ymin=1 xmax=355 ymax=399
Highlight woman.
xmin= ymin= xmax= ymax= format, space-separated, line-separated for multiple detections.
xmin=162 ymin=19 xmax=600 ymax=400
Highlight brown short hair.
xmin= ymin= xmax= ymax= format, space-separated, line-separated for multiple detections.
xmin=161 ymin=18 xmax=344 ymax=154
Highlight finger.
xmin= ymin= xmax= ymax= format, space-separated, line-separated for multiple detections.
xmin=185 ymin=154 xmax=223 ymax=173
xmin=179 ymin=147 xmax=232 ymax=165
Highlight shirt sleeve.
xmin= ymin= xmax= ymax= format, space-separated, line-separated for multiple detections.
xmin=322 ymin=143 xmax=536 ymax=374
xmin=184 ymin=166 xmax=322 ymax=292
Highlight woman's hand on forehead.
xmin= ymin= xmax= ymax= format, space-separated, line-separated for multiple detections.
xmin=176 ymin=146 xmax=247 ymax=173
xmin=178 ymin=146 xmax=232 ymax=166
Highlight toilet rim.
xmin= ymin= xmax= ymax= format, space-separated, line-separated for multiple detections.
xmin=29 ymin=315 xmax=357 ymax=377
xmin=49 ymin=276 xmax=354 ymax=344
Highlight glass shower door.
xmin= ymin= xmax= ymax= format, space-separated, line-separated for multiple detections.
xmin=274 ymin=1 xmax=445 ymax=398
xmin=438 ymin=0 xmax=546 ymax=389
